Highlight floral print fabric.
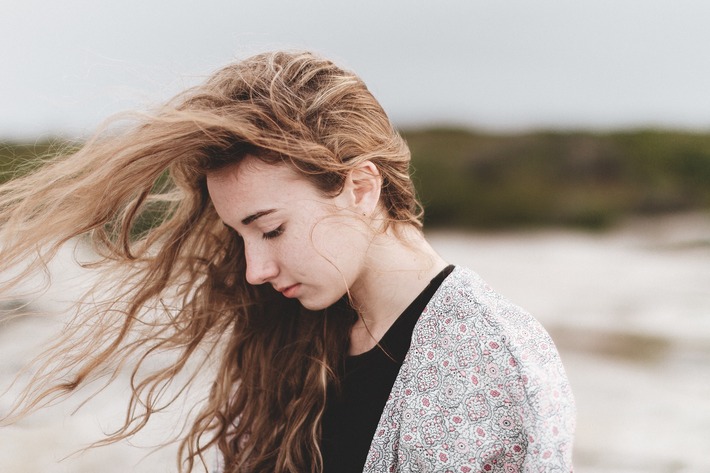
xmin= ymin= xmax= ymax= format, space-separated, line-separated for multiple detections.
xmin=364 ymin=266 xmax=575 ymax=472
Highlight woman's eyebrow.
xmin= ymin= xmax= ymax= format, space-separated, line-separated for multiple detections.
xmin=241 ymin=209 xmax=277 ymax=225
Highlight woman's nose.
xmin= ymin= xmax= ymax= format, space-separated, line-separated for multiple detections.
xmin=244 ymin=244 xmax=279 ymax=285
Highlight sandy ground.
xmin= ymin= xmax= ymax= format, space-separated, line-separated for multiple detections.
xmin=1 ymin=212 xmax=709 ymax=472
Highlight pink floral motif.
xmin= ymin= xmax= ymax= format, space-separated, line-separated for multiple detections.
xmin=465 ymin=393 xmax=490 ymax=421
xmin=486 ymin=363 xmax=501 ymax=378
xmin=455 ymin=339 xmax=480 ymax=367
xmin=454 ymin=438 xmax=469 ymax=453
xmin=416 ymin=365 xmax=440 ymax=392
xmin=505 ymin=379 xmax=526 ymax=403
xmin=421 ymin=418 xmax=446 ymax=445
xmin=499 ymin=416 xmax=514 ymax=430
xmin=503 ymin=462 xmax=519 ymax=472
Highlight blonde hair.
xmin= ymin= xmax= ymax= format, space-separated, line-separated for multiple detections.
xmin=0 ymin=51 xmax=422 ymax=472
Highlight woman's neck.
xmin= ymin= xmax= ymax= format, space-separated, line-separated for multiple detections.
xmin=347 ymin=226 xmax=448 ymax=355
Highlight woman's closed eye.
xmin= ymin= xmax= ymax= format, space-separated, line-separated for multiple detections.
xmin=262 ymin=225 xmax=284 ymax=240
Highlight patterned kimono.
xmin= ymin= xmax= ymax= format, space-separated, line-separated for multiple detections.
xmin=364 ymin=266 xmax=576 ymax=472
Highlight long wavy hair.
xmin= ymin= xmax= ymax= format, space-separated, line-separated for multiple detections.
xmin=0 ymin=51 xmax=422 ymax=472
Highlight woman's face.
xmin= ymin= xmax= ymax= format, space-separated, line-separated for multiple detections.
xmin=206 ymin=156 xmax=372 ymax=310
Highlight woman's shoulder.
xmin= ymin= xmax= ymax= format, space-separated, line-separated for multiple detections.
xmin=411 ymin=264 xmax=575 ymax=421
xmin=419 ymin=265 xmax=548 ymax=344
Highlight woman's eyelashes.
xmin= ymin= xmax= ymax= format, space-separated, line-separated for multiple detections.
xmin=262 ymin=225 xmax=284 ymax=240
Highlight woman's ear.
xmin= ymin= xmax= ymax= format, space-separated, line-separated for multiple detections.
xmin=344 ymin=161 xmax=382 ymax=216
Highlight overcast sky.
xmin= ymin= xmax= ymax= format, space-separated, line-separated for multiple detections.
xmin=2 ymin=0 xmax=709 ymax=138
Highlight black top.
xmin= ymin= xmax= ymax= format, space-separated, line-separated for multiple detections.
xmin=320 ymin=265 xmax=454 ymax=473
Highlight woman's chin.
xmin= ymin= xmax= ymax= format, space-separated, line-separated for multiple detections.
xmin=298 ymin=298 xmax=329 ymax=311
xmin=297 ymin=292 xmax=348 ymax=312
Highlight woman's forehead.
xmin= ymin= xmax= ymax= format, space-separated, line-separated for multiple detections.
xmin=207 ymin=156 xmax=294 ymax=187
xmin=206 ymin=156 xmax=317 ymax=213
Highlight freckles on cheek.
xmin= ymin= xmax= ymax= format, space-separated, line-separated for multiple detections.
xmin=313 ymin=217 xmax=367 ymax=262
xmin=309 ymin=219 xmax=339 ymax=258
xmin=276 ymin=224 xmax=311 ymax=263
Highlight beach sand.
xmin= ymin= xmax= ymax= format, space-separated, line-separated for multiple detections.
xmin=2 ymin=213 xmax=709 ymax=472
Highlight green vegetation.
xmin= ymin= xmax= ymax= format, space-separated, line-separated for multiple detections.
xmin=404 ymin=128 xmax=710 ymax=229
xmin=2 ymin=129 xmax=710 ymax=230
xmin=0 ymin=140 xmax=80 ymax=183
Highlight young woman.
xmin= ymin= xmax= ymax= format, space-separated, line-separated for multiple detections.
xmin=0 ymin=51 xmax=575 ymax=472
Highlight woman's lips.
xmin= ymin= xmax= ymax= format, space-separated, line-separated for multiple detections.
xmin=279 ymin=284 xmax=300 ymax=298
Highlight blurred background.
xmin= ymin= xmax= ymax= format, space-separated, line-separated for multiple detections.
xmin=1 ymin=0 xmax=709 ymax=471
